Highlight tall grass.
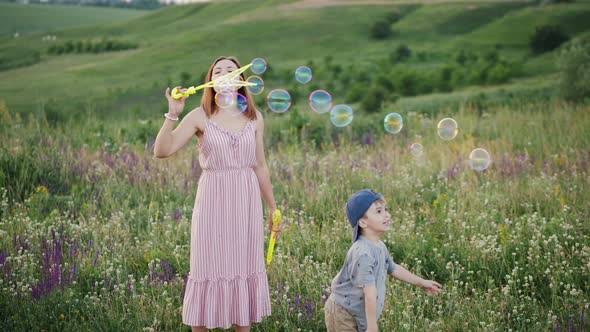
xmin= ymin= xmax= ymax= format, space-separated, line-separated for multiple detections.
xmin=0 ymin=100 xmax=588 ymax=331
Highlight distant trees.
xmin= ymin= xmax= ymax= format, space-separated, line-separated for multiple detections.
xmin=444 ymin=49 xmax=519 ymax=86
xmin=311 ymin=45 xmax=521 ymax=113
xmin=48 ymin=39 xmax=138 ymax=55
xmin=20 ymin=0 xmax=165 ymax=10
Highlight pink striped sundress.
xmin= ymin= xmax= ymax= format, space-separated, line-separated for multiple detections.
xmin=182 ymin=118 xmax=271 ymax=328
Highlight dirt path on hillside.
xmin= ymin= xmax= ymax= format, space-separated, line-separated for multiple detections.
xmin=280 ymin=0 xmax=528 ymax=10
xmin=224 ymin=0 xmax=528 ymax=25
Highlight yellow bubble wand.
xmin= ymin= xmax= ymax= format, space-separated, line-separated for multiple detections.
xmin=171 ymin=63 xmax=258 ymax=100
xmin=266 ymin=209 xmax=282 ymax=265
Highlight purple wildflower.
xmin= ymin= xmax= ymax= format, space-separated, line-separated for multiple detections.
xmin=93 ymin=249 xmax=100 ymax=267
xmin=0 ymin=249 xmax=8 ymax=266
xmin=362 ymin=133 xmax=373 ymax=145
xmin=447 ymin=157 xmax=462 ymax=179
xmin=305 ymin=298 xmax=313 ymax=320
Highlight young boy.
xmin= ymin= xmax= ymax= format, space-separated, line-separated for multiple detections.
xmin=324 ymin=189 xmax=442 ymax=332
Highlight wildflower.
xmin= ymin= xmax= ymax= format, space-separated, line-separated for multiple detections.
xmin=35 ymin=185 xmax=49 ymax=195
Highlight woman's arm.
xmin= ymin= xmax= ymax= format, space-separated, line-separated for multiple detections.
xmin=153 ymin=109 xmax=204 ymax=158
xmin=252 ymin=111 xmax=279 ymax=231
xmin=153 ymin=88 xmax=206 ymax=158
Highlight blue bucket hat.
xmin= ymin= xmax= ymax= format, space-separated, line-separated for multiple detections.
xmin=345 ymin=189 xmax=383 ymax=243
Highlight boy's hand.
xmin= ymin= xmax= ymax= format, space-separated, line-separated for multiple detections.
xmin=419 ymin=280 xmax=442 ymax=295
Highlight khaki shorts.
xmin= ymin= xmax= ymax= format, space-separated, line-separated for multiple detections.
xmin=324 ymin=297 xmax=358 ymax=332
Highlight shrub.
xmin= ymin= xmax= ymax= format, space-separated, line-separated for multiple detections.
xmin=374 ymin=74 xmax=394 ymax=91
xmin=64 ymin=40 xmax=74 ymax=53
xmin=487 ymin=63 xmax=513 ymax=84
xmin=360 ymin=85 xmax=388 ymax=113
xmin=454 ymin=49 xmax=478 ymax=66
xmin=529 ymin=25 xmax=569 ymax=54
xmin=439 ymin=66 xmax=454 ymax=92
xmin=345 ymin=83 xmax=367 ymax=104
xmin=370 ymin=20 xmax=392 ymax=40
xmin=396 ymin=70 xmax=419 ymax=96
xmin=75 ymin=41 xmax=84 ymax=53
xmin=559 ymin=40 xmax=590 ymax=102
xmin=390 ymin=44 xmax=412 ymax=63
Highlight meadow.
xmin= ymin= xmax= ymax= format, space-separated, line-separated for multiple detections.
xmin=1 ymin=0 xmax=590 ymax=331
xmin=1 ymin=99 xmax=589 ymax=331
xmin=0 ymin=2 xmax=148 ymax=35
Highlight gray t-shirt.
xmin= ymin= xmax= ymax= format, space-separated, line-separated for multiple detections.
xmin=329 ymin=236 xmax=396 ymax=332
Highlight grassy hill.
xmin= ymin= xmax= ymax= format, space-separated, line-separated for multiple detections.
xmin=0 ymin=6 xmax=589 ymax=330
xmin=0 ymin=2 xmax=148 ymax=35
xmin=0 ymin=0 xmax=589 ymax=118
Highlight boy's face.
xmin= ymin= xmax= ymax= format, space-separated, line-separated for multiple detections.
xmin=358 ymin=199 xmax=392 ymax=235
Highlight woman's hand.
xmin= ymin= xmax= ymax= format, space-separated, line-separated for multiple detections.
xmin=268 ymin=211 xmax=283 ymax=234
xmin=165 ymin=86 xmax=187 ymax=117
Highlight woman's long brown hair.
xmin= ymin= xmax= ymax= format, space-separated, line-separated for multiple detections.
xmin=200 ymin=56 xmax=258 ymax=121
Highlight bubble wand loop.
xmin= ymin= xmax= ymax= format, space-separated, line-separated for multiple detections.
xmin=266 ymin=209 xmax=282 ymax=265
xmin=171 ymin=63 xmax=257 ymax=99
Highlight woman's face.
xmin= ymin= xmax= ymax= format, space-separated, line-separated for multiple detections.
xmin=211 ymin=59 xmax=239 ymax=94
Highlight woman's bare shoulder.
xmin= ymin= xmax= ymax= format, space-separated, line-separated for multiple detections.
xmin=188 ymin=106 xmax=207 ymax=118
xmin=254 ymin=109 xmax=264 ymax=129
xmin=186 ymin=107 xmax=207 ymax=130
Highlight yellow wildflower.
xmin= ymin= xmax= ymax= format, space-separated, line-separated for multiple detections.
xmin=35 ymin=185 xmax=49 ymax=195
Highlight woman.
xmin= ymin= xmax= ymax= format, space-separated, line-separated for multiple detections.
xmin=153 ymin=56 xmax=280 ymax=332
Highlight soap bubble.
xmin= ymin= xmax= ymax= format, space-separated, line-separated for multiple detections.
xmin=469 ymin=148 xmax=491 ymax=171
xmin=295 ymin=66 xmax=312 ymax=84
xmin=409 ymin=143 xmax=423 ymax=157
xmin=330 ymin=105 xmax=353 ymax=127
xmin=246 ymin=76 xmax=264 ymax=95
xmin=267 ymin=89 xmax=291 ymax=113
xmin=251 ymin=58 xmax=267 ymax=75
xmin=384 ymin=113 xmax=403 ymax=134
xmin=309 ymin=90 xmax=332 ymax=114
xmin=437 ymin=118 xmax=458 ymax=141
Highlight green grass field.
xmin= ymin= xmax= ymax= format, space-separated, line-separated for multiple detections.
xmin=0 ymin=1 xmax=589 ymax=331
xmin=1 ymin=99 xmax=589 ymax=331
xmin=0 ymin=0 xmax=589 ymax=116
xmin=0 ymin=2 xmax=148 ymax=35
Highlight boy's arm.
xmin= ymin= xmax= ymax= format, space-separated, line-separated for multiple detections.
xmin=363 ymin=286 xmax=378 ymax=332
xmin=390 ymin=265 xmax=442 ymax=295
